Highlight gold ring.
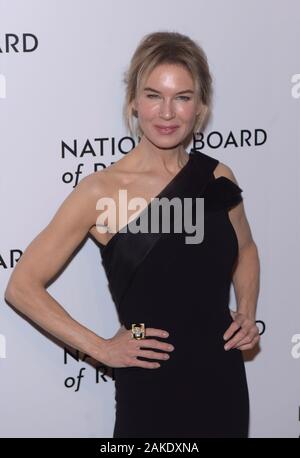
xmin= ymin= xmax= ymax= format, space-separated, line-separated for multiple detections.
xmin=131 ymin=323 xmax=145 ymax=340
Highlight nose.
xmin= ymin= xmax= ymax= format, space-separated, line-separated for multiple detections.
xmin=159 ymin=99 xmax=175 ymax=120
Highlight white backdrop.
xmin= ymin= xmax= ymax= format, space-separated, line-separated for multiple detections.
xmin=1 ymin=0 xmax=299 ymax=438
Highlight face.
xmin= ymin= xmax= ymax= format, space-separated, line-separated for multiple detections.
xmin=132 ymin=63 xmax=202 ymax=148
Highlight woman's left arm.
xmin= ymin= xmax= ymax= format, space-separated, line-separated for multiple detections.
xmin=214 ymin=163 xmax=261 ymax=351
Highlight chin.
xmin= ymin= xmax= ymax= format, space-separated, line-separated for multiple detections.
xmin=145 ymin=134 xmax=184 ymax=150
xmin=142 ymin=128 xmax=187 ymax=148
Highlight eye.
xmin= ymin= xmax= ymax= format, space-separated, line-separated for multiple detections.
xmin=146 ymin=94 xmax=191 ymax=101
xmin=177 ymin=96 xmax=191 ymax=101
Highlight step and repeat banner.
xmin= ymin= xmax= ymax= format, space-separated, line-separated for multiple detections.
xmin=0 ymin=0 xmax=299 ymax=438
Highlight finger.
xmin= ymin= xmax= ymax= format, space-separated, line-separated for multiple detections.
xmin=231 ymin=328 xmax=259 ymax=348
xmin=230 ymin=335 xmax=253 ymax=349
xmin=144 ymin=328 xmax=170 ymax=338
xmin=224 ymin=328 xmax=250 ymax=350
xmin=132 ymin=358 xmax=161 ymax=369
xmin=137 ymin=339 xmax=174 ymax=352
xmin=236 ymin=336 xmax=260 ymax=351
xmin=223 ymin=321 xmax=241 ymax=341
xmin=136 ymin=349 xmax=170 ymax=360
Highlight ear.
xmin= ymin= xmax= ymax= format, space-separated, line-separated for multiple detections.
xmin=196 ymin=99 xmax=204 ymax=117
xmin=131 ymin=99 xmax=138 ymax=117
xmin=131 ymin=97 xmax=138 ymax=110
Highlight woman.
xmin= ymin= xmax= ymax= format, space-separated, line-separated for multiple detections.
xmin=5 ymin=31 xmax=260 ymax=438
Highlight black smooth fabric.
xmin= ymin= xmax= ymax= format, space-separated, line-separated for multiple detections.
xmin=99 ymin=150 xmax=249 ymax=438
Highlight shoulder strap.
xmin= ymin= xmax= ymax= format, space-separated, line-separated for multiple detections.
xmin=190 ymin=150 xmax=219 ymax=178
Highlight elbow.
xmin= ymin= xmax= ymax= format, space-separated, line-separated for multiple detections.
xmin=4 ymin=282 xmax=22 ymax=305
xmin=240 ymin=238 xmax=259 ymax=255
xmin=239 ymin=240 xmax=260 ymax=268
xmin=4 ymin=277 xmax=32 ymax=306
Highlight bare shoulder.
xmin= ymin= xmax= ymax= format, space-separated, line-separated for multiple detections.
xmin=77 ymin=168 xmax=109 ymax=198
xmin=74 ymin=163 xmax=124 ymax=209
xmin=213 ymin=161 xmax=239 ymax=185
xmin=4 ymin=168 xmax=117 ymax=290
xmin=82 ymin=156 xmax=138 ymax=216
xmin=91 ymin=155 xmax=144 ymax=199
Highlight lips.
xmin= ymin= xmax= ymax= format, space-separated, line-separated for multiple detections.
xmin=155 ymin=125 xmax=179 ymax=134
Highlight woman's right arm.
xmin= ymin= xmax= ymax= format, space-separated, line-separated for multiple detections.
xmin=4 ymin=173 xmax=109 ymax=362
xmin=4 ymin=173 xmax=174 ymax=368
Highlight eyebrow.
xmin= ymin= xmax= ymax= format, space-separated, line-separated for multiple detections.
xmin=143 ymin=87 xmax=194 ymax=95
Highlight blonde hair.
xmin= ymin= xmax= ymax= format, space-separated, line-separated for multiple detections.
xmin=122 ymin=31 xmax=213 ymax=141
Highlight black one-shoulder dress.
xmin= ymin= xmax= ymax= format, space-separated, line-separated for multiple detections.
xmin=99 ymin=150 xmax=249 ymax=438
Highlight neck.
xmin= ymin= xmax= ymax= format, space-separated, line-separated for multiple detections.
xmin=130 ymin=135 xmax=189 ymax=172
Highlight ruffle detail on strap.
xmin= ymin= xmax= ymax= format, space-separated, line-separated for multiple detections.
xmin=203 ymin=176 xmax=243 ymax=212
